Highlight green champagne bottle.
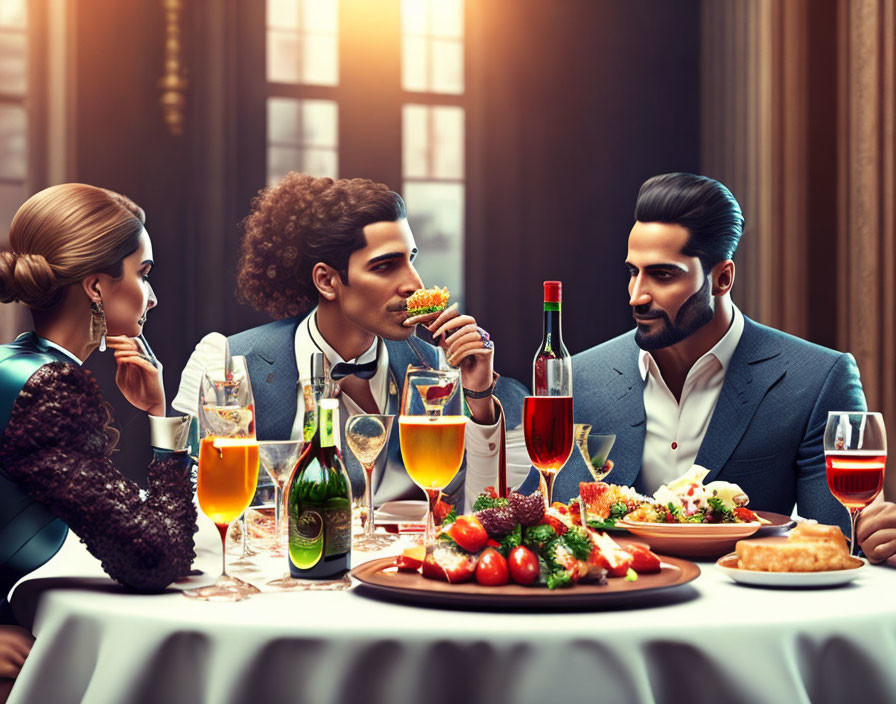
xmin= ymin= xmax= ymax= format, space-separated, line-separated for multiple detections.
xmin=288 ymin=396 xmax=352 ymax=578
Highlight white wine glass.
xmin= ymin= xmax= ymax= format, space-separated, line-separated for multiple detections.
xmin=346 ymin=414 xmax=396 ymax=551
xmin=258 ymin=440 xmax=304 ymax=556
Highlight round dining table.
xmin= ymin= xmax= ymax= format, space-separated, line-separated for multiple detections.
xmin=7 ymin=518 xmax=896 ymax=704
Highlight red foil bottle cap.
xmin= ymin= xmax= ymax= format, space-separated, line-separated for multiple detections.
xmin=543 ymin=281 xmax=562 ymax=303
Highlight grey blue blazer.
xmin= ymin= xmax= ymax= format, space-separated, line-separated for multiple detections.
xmin=554 ymin=316 xmax=866 ymax=533
xmin=229 ymin=316 xmax=527 ymax=508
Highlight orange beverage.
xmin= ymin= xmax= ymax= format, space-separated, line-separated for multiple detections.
xmin=825 ymin=451 xmax=886 ymax=509
xmin=399 ymin=416 xmax=466 ymax=489
xmin=197 ymin=437 xmax=260 ymax=526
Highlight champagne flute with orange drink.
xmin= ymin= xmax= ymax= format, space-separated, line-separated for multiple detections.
xmin=399 ymin=368 xmax=466 ymax=543
xmin=184 ymin=355 xmax=261 ymax=601
xmin=823 ymin=411 xmax=887 ymax=556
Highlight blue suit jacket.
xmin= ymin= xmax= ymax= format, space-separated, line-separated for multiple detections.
xmin=229 ymin=316 xmax=527 ymax=508
xmin=557 ymin=317 xmax=866 ymax=533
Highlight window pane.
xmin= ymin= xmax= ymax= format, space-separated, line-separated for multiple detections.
xmin=431 ymin=39 xmax=463 ymax=94
xmin=0 ymin=33 xmax=26 ymax=95
xmin=303 ymin=0 xmax=337 ymax=34
xmin=0 ymin=104 xmax=26 ymax=180
xmin=267 ymin=30 xmax=302 ymax=83
xmin=268 ymin=146 xmax=337 ymax=186
xmin=403 ymin=181 xmax=465 ymax=304
xmin=429 ymin=0 xmax=463 ymax=39
xmin=401 ymin=0 xmax=427 ymax=35
xmin=432 ymin=106 xmax=463 ymax=179
xmin=0 ymin=1 xmax=26 ymax=30
xmin=302 ymin=34 xmax=338 ymax=86
xmin=269 ymin=98 xmax=338 ymax=148
xmin=267 ymin=0 xmax=300 ymax=30
xmin=402 ymin=37 xmax=428 ymax=92
xmin=402 ymin=104 xmax=428 ymax=178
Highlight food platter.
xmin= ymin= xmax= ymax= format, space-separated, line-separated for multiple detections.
xmin=351 ymin=551 xmax=700 ymax=609
xmin=615 ymin=519 xmax=762 ymax=559
xmin=753 ymin=511 xmax=796 ymax=534
xmin=715 ymin=552 xmax=867 ymax=588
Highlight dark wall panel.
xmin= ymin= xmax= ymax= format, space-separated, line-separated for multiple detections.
xmin=467 ymin=0 xmax=701 ymax=385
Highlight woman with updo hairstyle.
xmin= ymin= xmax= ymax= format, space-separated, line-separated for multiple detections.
xmin=0 ymin=184 xmax=196 ymax=693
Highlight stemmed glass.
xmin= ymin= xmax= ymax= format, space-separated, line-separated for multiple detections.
xmin=573 ymin=424 xmax=616 ymax=481
xmin=258 ymin=440 xmax=304 ymax=556
xmin=399 ymin=368 xmax=466 ymax=544
xmin=823 ymin=411 xmax=887 ymax=556
xmin=524 ymin=358 xmax=574 ymax=508
xmin=184 ymin=356 xmax=260 ymax=601
xmin=346 ymin=414 xmax=396 ymax=551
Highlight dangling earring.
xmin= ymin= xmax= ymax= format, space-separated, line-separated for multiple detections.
xmin=90 ymin=299 xmax=107 ymax=352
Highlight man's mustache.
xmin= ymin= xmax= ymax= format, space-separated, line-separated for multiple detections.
xmin=386 ymin=301 xmax=409 ymax=312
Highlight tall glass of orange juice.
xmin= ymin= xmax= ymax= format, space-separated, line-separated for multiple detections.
xmin=399 ymin=368 xmax=466 ymax=543
xmin=184 ymin=355 xmax=260 ymax=602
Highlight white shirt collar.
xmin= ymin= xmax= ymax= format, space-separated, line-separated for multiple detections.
xmin=638 ymin=304 xmax=744 ymax=381
xmin=295 ymin=308 xmax=390 ymax=410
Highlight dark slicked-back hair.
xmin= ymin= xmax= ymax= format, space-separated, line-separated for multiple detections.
xmin=237 ymin=172 xmax=407 ymax=318
xmin=634 ymin=173 xmax=744 ymax=272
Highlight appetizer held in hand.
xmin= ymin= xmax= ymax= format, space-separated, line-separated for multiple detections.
xmin=406 ymin=286 xmax=450 ymax=317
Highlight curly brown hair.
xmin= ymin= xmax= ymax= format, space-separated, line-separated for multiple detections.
xmin=236 ymin=172 xmax=407 ymax=319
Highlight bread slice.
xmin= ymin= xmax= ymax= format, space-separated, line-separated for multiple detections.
xmin=735 ymin=523 xmax=858 ymax=572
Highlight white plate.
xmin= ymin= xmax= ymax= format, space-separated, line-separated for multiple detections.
xmin=375 ymin=500 xmax=428 ymax=523
xmin=715 ymin=553 xmax=868 ymax=588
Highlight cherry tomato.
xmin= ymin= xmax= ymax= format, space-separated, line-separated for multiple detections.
xmin=475 ymin=548 xmax=510 ymax=586
xmin=508 ymin=545 xmax=539 ymax=585
xmin=449 ymin=515 xmax=489 ymax=552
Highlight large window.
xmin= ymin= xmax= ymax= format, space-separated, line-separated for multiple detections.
xmin=265 ymin=0 xmax=339 ymax=184
xmin=401 ymin=0 xmax=466 ymax=304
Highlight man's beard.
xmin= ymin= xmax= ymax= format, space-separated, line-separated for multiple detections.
xmin=634 ymin=276 xmax=714 ymax=351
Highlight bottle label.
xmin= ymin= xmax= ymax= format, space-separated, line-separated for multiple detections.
xmin=289 ymin=509 xmax=324 ymax=569
xmin=323 ymin=499 xmax=352 ymax=557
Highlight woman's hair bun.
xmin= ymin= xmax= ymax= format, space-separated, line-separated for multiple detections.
xmin=0 ymin=250 xmax=60 ymax=308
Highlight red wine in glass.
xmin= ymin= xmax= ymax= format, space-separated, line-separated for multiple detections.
xmin=524 ymin=396 xmax=574 ymax=470
xmin=825 ymin=451 xmax=885 ymax=509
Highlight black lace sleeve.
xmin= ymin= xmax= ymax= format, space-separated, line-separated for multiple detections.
xmin=0 ymin=362 xmax=196 ymax=592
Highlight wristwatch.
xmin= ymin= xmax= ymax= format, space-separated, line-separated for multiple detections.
xmin=463 ymin=371 xmax=500 ymax=399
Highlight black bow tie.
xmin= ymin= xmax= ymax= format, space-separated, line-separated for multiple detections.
xmin=329 ymin=358 xmax=378 ymax=381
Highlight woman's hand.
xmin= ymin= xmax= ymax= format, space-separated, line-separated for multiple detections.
xmin=857 ymin=493 xmax=896 ymax=567
xmin=0 ymin=625 xmax=33 ymax=679
xmin=405 ymin=304 xmax=497 ymax=424
xmin=107 ymin=335 xmax=165 ymax=417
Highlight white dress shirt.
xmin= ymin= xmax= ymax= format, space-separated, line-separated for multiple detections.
xmin=638 ymin=305 xmax=744 ymax=493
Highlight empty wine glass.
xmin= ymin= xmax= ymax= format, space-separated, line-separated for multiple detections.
xmin=258 ymin=440 xmax=304 ymax=556
xmin=346 ymin=414 xmax=396 ymax=551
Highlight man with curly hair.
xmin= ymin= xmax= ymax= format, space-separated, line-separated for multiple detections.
xmin=176 ymin=172 xmax=528 ymax=512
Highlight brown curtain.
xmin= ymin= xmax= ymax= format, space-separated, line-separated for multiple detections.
xmin=702 ymin=0 xmax=896 ymax=499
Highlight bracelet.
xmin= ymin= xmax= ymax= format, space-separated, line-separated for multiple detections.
xmin=463 ymin=371 xmax=500 ymax=399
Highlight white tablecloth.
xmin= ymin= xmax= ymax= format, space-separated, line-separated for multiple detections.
xmin=7 ymin=519 xmax=896 ymax=704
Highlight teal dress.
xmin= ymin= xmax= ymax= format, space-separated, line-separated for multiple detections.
xmin=0 ymin=333 xmax=196 ymax=624
xmin=0 ymin=334 xmax=70 ymax=621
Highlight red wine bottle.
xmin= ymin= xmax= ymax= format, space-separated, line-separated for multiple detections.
xmin=533 ymin=281 xmax=572 ymax=396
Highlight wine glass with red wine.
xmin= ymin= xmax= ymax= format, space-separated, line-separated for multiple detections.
xmin=823 ymin=411 xmax=887 ymax=555
xmin=523 ymin=281 xmax=574 ymax=508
